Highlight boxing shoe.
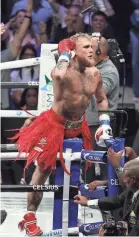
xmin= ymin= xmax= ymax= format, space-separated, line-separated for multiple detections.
xmin=18 ymin=212 xmax=43 ymax=236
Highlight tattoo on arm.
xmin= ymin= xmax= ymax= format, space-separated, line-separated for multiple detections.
xmin=56 ymin=60 xmax=69 ymax=70
xmin=93 ymin=71 xmax=99 ymax=78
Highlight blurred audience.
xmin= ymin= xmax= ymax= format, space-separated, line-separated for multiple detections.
xmin=54 ymin=5 xmax=83 ymax=43
xmin=9 ymin=44 xmax=39 ymax=109
xmin=82 ymin=0 xmax=115 ymax=32
xmin=1 ymin=0 xmax=34 ymax=109
xmin=2 ymin=9 xmax=41 ymax=49
xmin=11 ymin=0 xmax=53 ymax=34
xmin=130 ymin=7 xmax=139 ymax=101
xmin=85 ymin=11 xmax=115 ymax=38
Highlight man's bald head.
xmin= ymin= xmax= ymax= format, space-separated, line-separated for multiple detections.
xmin=91 ymin=36 xmax=109 ymax=57
xmin=124 ymin=159 xmax=139 ymax=179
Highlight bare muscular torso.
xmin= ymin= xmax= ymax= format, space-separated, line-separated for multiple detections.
xmin=51 ymin=64 xmax=101 ymax=121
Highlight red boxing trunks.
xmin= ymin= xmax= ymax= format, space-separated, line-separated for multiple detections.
xmin=9 ymin=109 xmax=93 ymax=175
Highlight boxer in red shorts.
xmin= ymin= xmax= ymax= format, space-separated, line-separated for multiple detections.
xmin=11 ymin=33 xmax=110 ymax=236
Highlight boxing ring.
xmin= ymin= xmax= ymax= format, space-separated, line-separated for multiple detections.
xmin=0 ymin=44 xmax=125 ymax=236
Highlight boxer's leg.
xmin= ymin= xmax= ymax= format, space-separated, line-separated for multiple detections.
xmin=19 ymin=166 xmax=51 ymax=236
xmin=28 ymin=166 xmax=51 ymax=211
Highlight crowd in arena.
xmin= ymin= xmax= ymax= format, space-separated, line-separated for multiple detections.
xmin=1 ymin=0 xmax=139 ymax=236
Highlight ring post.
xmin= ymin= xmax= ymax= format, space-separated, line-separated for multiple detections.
xmin=53 ymin=138 xmax=82 ymax=231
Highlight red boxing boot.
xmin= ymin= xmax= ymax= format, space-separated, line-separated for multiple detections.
xmin=18 ymin=212 xmax=43 ymax=236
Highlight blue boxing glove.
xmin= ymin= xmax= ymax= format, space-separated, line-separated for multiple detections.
xmin=95 ymin=114 xmax=113 ymax=147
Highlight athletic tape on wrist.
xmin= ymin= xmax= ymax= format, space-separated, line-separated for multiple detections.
xmin=58 ymin=52 xmax=71 ymax=62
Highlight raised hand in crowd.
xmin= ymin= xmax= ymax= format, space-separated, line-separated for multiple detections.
xmin=82 ymin=0 xmax=93 ymax=10
xmin=0 ymin=23 xmax=5 ymax=35
xmin=7 ymin=0 xmax=34 ymax=58
xmin=38 ymin=21 xmax=48 ymax=43
xmin=26 ymin=0 xmax=33 ymax=13
xmin=48 ymin=0 xmax=60 ymax=13
xmin=65 ymin=7 xmax=83 ymax=33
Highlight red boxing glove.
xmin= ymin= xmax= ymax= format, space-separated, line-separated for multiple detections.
xmin=58 ymin=39 xmax=76 ymax=62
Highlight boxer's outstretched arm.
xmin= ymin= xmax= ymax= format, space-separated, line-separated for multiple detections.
xmin=95 ymin=73 xmax=108 ymax=111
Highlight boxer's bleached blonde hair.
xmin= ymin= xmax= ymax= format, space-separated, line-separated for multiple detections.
xmin=70 ymin=33 xmax=91 ymax=42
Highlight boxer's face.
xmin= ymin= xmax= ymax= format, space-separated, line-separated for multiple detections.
xmin=16 ymin=11 xmax=26 ymax=28
xmin=75 ymin=37 xmax=95 ymax=67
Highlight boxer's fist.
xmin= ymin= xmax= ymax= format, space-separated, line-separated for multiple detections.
xmin=95 ymin=114 xmax=113 ymax=147
xmin=58 ymin=39 xmax=76 ymax=61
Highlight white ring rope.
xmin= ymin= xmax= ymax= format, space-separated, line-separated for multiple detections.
xmin=0 ymin=57 xmax=40 ymax=70
xmin=0 ymin=110 xmax=39 ymax=117
xmin=0 ymin=152 xmax=81 ymax=161
xmin=1 ymin=81 xmax=39 ymax=88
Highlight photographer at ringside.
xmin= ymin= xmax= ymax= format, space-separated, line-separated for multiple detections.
xmin=74 ymin=158 xmax=139 ymax=236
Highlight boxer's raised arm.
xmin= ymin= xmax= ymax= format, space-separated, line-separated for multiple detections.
xmin=51 ymin=39 xmax=76 ymax=80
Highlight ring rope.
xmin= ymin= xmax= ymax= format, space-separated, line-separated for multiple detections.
xmin=0 ymin=184 xmax=78 ymax=193
xmin=0 ymin=151 xmax=81 ymax=161
xmin=1 ymin=81 xmax=39 ymax=89
xmin=0 ymin=57 xmax=40 ymax=70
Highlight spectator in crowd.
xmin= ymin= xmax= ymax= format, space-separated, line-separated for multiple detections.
xmin=1 ymin=0 xmax=33 ymax=109
xmin=9 ymin=44 xmax=39 ymax=109
xmin=20 ymin=88 xmax=38 ymax=110
xmin=48 ymin=0 xmax=83 ymax=32
xmin=2 ymin=9 xmax=40 ymax=49
xmin=130 ymin=7 xmax=139 ymax=101
xmin=74 ymin=158 xmax=139 ymax=236
xmin=86 ymin=11 xmax=115 ymax=38
xmin=49 ymin=0 xmax=115 ymax=34
xmin=11 ymin=0 xmax=53 ymax=34
xmin=54 ymin=5 xmax=83 ymax=43
xmin=131 ymin=0 xmax=139 ymax=8
xmin=82 ymin=0 xmax=115 ymax=33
